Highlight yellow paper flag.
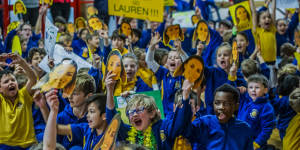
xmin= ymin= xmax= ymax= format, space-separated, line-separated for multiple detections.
xmin=108 ymin=0 xmax=164 ymax=22
xmin=229 ymin=1 xmax=252 ymax=31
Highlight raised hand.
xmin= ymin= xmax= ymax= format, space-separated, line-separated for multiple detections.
xmin=33 ymin=90 xmax=47 ymax=109
xmin=92 ymin=54 xmax=101 ymax=69
xmin=182 ymin=79 xmax=193 ymax=100
xmin=45 ymin=89 xmax=59 ymax=112
xmin=149 ymin=32 xmax=161 ymax=47
xmin=105 ymin=71 xmax=117 ymax=93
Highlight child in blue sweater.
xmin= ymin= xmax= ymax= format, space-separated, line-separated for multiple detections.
xmin=185 ymin=83 xmax=253 ymax=150
xmin=229 ymin=69 xmax=275 ymax=149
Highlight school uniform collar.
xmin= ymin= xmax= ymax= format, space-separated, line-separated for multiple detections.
xmin=252 ymin=94 xmax=269 ymax=104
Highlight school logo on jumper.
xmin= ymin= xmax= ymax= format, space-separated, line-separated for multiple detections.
xmin=250 ymin=109 xmax=259 ymax=118
xmin=160 ymin=130 xmax=166 ymax=142
xmin=119 ymin=22 xmax=132 ymax=37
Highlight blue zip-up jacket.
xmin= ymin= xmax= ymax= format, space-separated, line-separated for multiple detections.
xmin=88 ymin=67 xmax=103 ymax=92
xmin=185 ymin=115 xmax=253 ymax=150
xmin=57 ymin=104 xmax=88 ymax=149
xmin=155 ymin=66 xmax=184 ymax=118
xmin=106 ymin=97 xmax=193 ymax=150
xmin=203 ymin=28 xmax=223 ymax=66
xmin=237 ymin=93 xmax=275 ymax=146
xmin=276 ymin=12 xmax=298 ymax=56
xmin=269 ymin=95 xmax=297 ymax=139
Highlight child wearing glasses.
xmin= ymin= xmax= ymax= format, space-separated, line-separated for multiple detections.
xmin=105 ymin=71 xmax=193 ymax=150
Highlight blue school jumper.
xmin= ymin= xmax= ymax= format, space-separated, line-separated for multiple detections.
xmin=269 ymin=95 xmax=297 ymax=139
xmin=57 ymin=104 xmax=88 ymax=149
xmin=4 ymin=29 xmax=41 ymax=58
xmin=185 ymin=115 xmax=253 ymax=150
xmin=132 ymin=29 xmax=152 ymax=49
xmin=276 ymin=12 xmax=298 ymax=57
xmin=204 ymin=28 xmax=223 ymax=66
xmin=88 ymin=67 xmax=103 ymax=92
xmin=135 ymin=76 xmax=153 ymax=92
xmin=32 ymin=104 xmax=46 ymax=142
xmin=204 ymin=66 xmax=243 ymax=114
xmin=71 ymin=123 xmax=104 ymax=150
xmin=243 ymin=29 xmax=256 ymax=55
xmin=237 ymin=94 xmax=275 ymax=147
xmin=106 ymin=97 xmax=192 ymax=150
xmin=71 ymin=34 xmax=88 ymax=57
xmin=155 ymin=66 xmax=184 ymax=118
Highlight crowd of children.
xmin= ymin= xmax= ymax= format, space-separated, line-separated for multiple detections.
xmin=1 ymin=0 xmax=300 ymax=149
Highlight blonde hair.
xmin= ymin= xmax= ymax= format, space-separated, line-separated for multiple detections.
xmin=278 ymin=64 xmax=297 ymax=78
xmin=217 ymin=42 xmax=232 ymax=55
xmin=74 ymin=73 xmax=96 ymax=95
xmin=126 ymin=94 xmax=160 ymax=123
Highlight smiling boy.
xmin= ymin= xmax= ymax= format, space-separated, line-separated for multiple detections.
xmin=185 ymin=84 xmax=253 ymax=150
xmin=0 ymin=53 xmax=37 ymax=149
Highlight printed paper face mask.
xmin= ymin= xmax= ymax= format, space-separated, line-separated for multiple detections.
xmin=88 ymin=17 xmax=103 ymax=31
xmin=120 ymin=22 xmax=132 ymax=37
xmin=14 ymin=0 xmax=26 ymax=15
xmin=76 ymin=17 xmax=87 ymax=30
xmin=191 ymin=15 xmax=200 ymax=25
xmin=197 ymin=22 xmax=209 ymax=42
xmin=166 ymin=25 xmax=180 ymax=40
xmin=183 ymin=58 xmax=203 ymax=83
xmin=107 ymin=55 xmax=122 ymax=80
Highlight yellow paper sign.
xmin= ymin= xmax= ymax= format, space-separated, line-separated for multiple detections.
xmin=40 ymin=0 xmax=53 ymax=6
xmin=108 ymin=0 xmax=163 ymax=22
xmin=232 ymin=41 xmax=238 ymax=63
xmin=229 ymin=1 xmax=252 ymax=32
xmin=13 ymin=0 xmax=27 ymax=15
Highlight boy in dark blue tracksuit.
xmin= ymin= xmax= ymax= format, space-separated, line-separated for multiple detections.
xmin=228 ymin=71 xmax=275 ymax=149
xmin=184 ymin=84 xmax=253 ymax=150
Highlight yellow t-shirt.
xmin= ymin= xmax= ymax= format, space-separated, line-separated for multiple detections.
xmin=0 ymin=87 xmax=36 ymax=148
xmin=253 ymin=25 xmax=277 ymax=62
xmin=283 ymin=113 xmax=300 ymax=150
xmin=12 ymin=35 xmax=22 ymax=56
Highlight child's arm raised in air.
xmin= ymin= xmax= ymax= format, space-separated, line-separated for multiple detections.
xmin=35 ymin=4 xmax=47 ymax=34
xmin=106 ymin=71 xmax=117 ymax=110
xmin=250 ymin=0 xmax=257 ymax=32
xmin=43 ymin=89 xmax=60 ymax=150
xmin=9 ymin=53 xmax=37 ymax=95
xmin=33 ymin=90 xmax=50 ymax=122
xmin=146 ymin=32 xmax=161 ymax=73
xmin=271 ymin=0 xmax=276 ymax=25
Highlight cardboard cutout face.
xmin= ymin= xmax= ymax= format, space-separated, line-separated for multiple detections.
xmin=236 ymin=7 xmax=248 ymax=21
xmin=232 ymin=41 xmax=238 ymax=63
xmin=183 ymin=58 xmax=203 ymax=83
xmin=32 ymin=59 xmax=77 ymax=98
xmin=75 ymin=17 xmax=87 ymax=30
xmin=196 ymin=21 xmax=209 ymax=42
xmin=7 ymin=21 xmax=20 ymax=34
xmin=88 ymin=17 xmax=103 ymax=31
xmin=40 ymin=0 xmax=53 ymax=6
xmin=87 ymin=6 xmax=98 ymax=18
xmin=120 ymin=22 xmax=132 ymax=37
xmin=13 ymin=0 xmax=26 ymax=15
xmin=191 ymin=15 xmax=200 ymax=25
xmin=163 ymin=24 xmax=184 ymax=47
xmin=67 ymin=23 xmax=75 ymax=34
xmin=107 ymin=51 xmax=123 ymax=80
xmin=174 ymin=56 xmax=204 ymax=89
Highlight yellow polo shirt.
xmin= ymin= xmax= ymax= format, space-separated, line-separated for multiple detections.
xmin=253 ymin=26 xmax=277 ymax=63
xmin=0 ymin=87 xmax=37 ymax=148
xmin=283 ymin=113 xmax=300 ymax=150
